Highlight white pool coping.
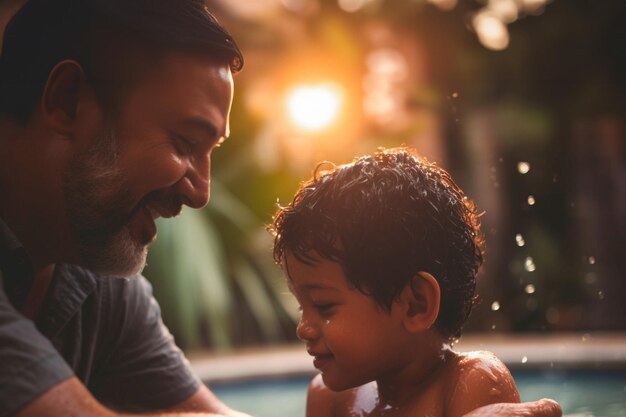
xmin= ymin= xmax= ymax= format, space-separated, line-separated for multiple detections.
xmin=188 ymin=332 xmax=626 ymax=384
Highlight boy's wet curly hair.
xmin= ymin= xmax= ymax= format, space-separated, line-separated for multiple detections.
xmin=269 ymin=147 xmax=484 ymax=340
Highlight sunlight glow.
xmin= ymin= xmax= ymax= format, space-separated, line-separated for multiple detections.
xmin=286 ymin=83 xmax=343 ymax=132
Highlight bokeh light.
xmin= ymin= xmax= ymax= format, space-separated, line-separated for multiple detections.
xmin=338 ymin=0 xmax=372 ymax=13
xmin=472 ymin=12 xmax=510 ymax=50
xmin=427 ymin=0 xmax=458 ymax=11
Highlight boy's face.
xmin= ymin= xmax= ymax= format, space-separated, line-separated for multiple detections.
xmin=285 ymin=252 xmax=412 ymax=391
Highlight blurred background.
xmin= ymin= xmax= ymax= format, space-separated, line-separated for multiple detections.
xmin=139 ymin=0 xmax=626 ymax=351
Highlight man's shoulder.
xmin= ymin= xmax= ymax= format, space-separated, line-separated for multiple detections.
xmin=60 ymin=263 xmax=152 ymax=296
xmin=55 ymin=264 xmax=155 ymax=320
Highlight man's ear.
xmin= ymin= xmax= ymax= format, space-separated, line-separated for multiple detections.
xmin=40 ymin=60 xmax=88 ymax=136
xmin=398 ymin=272 xmax=441 ymax=333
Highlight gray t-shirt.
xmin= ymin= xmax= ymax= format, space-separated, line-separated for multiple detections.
xmin=0 ymin=221 xmax=200 ymax=417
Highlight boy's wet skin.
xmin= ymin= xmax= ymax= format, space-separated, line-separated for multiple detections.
xmin=286 ymin=252 xmax=519 ymax=417
xmin=308 ymin=351 xmax=519 ymax=417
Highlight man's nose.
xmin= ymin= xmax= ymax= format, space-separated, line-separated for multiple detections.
xmin=296 ymin=316 xmax=319 ymax=342
xmin=177 ymin=155 xmax=211 ymax=209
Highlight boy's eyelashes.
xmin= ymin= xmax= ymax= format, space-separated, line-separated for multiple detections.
xmin=313 ymin=302 xmax=337 ymax=314
xmin=296 ymin=302 xmax=338 ymax=315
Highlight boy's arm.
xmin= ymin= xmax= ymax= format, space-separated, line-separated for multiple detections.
xmin=446 ymin=352 xmax=520 ymax=417
xmin=306 ymin=374 xmax=335 ymax=417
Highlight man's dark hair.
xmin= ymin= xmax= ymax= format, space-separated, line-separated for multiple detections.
xmin=270 ymin=147 xmax=484 ymax=340
xmin=0 ymin=0 xmax=243 ymax=124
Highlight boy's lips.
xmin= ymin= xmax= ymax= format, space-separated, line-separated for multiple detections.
xmin=309 ymin=352 xmax=334 ymax=369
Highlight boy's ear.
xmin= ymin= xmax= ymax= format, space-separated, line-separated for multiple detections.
xmin=40 ymin=60 xmax=90 ymax=136
xmin=398 ymin=272 xmax=440 ymax=333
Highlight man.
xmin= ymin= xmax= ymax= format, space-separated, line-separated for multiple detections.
xmin=0 ymin=1 xmax=562 ymax=416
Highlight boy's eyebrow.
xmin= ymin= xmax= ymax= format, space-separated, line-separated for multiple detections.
xmin=301 ymin=283 xmax=341 ymax=292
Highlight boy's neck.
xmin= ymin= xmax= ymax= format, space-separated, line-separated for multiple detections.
xmin=375 ymin=332 xmax=453 ymax=408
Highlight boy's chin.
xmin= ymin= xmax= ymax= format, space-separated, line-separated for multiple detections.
xmin=321 ymin=373 xmax=365 ymax=392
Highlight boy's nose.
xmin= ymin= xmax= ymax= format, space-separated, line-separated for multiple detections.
xmin=296 ymin=317 xmax=319 ymax=342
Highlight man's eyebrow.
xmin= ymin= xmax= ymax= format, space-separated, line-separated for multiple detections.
xmin=181 ymin=116 xmax=226 ymax=141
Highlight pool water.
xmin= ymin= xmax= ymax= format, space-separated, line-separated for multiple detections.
xmin=208 ymin=370 xmax=626 ymax=417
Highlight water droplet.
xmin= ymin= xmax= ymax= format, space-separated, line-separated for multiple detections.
xmin=588 ymin=256 xmax=596 ymax=265
xmin=598 ymin=291 xmax=605 ymax=300
xmin=521 ymin=356 xmax=528 ymax=364
xmin=527 ymin=195 xmax=536 ymax=206
xmin=525 ymin=284 xmax=536 ymax=294
xmin=452 ymin=91 xmax=459 ymax=98
xmin=491 ymin=301 xmax=501 ymax=311
xmin=515 ymin=233 xmax=525 ymax=247
xmin=326 ymin=320 xmax=330 ymax=324
xmin=517 ymin=162 xmax=530 ymax=174
xmin=524 ymin=257 xmax=536 ymax=272
xmin=491 ymin=324 xmax=496 ymax=330
xmin=582 ymin=333 xmax=591 ymax=342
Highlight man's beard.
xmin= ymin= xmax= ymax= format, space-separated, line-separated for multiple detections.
xmin=62 ymin=126 xmax=147 ymax=277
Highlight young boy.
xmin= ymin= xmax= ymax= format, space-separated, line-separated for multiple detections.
xmin=269 ymin=147 xmax=520 ymax=417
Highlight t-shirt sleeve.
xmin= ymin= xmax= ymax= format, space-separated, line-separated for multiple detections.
xmin=90 ymin=275 xmax=200 ymax=412
xmin=0 ymin=275 xmax=74 ymax=417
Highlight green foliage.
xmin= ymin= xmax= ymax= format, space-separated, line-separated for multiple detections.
xmin=144 ymin=180 xmax=297 ymax=350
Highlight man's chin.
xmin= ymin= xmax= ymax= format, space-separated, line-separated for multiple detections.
xmin=80 ymin=234 xmax=148 ymax=278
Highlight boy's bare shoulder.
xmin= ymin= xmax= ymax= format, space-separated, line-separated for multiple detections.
xmin=445 ymin=351 xmax=520 ymax=417
xmin=306 ymin=374 xmax=341 ymax=417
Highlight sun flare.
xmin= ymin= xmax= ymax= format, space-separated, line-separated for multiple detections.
xmin=286 ymin=83 xmax=343 ymax=132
